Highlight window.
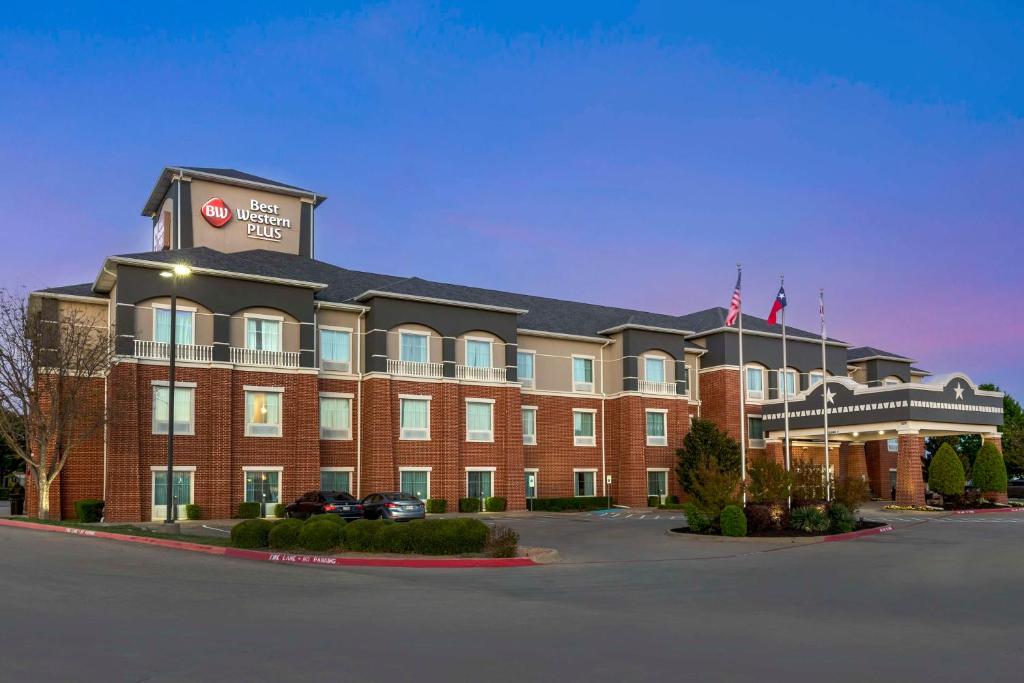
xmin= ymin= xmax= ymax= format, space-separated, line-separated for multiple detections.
xmin=808 ymin=370 xmax=825 ymax=388
xmin=524 ymin=470 xmax=537 ymax=499
xmin=152 ymin=385 xmax=194 ymax=435
xmin=522 ymin=407 xmax=537 ymax=445
xmin=320 ymin=469 xmax=351 ymax=493
xmin=399 ymin=331 xmax=429 ymax=362
xmin=887 ymin=438 xmax=899 ymax=453
xmin=467 ymin=469 xmax=494 ymax=499
xmin=245 ymin=316 xmax=281 ymax=351
xmin=574 ymin=470 xmax=596 ymax=497
xmin=746 ymin=366 xmax=764 ymax=400
xmin=882 ymin=376 xmax=902 ymax=386
xmin=244 ymin=469 xmax=280 ymax=510
xmin=399 ymin=397 xmax=430 ymax=440
xmin=466 ymin=400 xmax=494 ymax=442
xmin=645 ymin=409 xmax=667 ymax=446
xmin=517 ymin=350 xmax=535 ymax=387
xmin=245 ymin=390 xmax=282 ymax=437
xmin=154 ymin=305 xmax=194 ymax=345
xmin=573 ymin=409 xmax=596 ymax=446
xmin=319 ymin=395 xmax=352 ymax=440
xmin=748 ymin=416 xmax=765 ymax=446
xmin=647 ymin=470 xmax=668 ymax=499
xmin=400 ymin=469 xmax=430 ymax=500
xmin=644 ymin=356 xmax=666 ymax=383
xmin=465 ymin=338 xmax=492 ymax=368
xmin=779 ymin=369 xmax=797 ymax=398
xmin=573 ymin=356 xmax=594 ymax=392
xmin=320 ymin=328 xmax=351 ymax=369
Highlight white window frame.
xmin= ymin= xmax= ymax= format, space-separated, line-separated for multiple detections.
xmin=524 ymin=467 xmax=539 ymax=499
xmin=745 ymin=364 xmax=766 ymax=401
xmin=465 ymin=398 xmax=495 ymax=442
xmin=319 ymin=467 xmax=354 ymax=493
xmin=646 ymin=468 xmax=670 ymax=499
xmin=572 ymin=354 xmax=595 ymax=393
xmin=645 ymin=408 xmax=668 ymax=447
xmin=808 ymin=369 xmax=825 ymax=388
xmin=573 ymin=408 xmax=597 ymax=447
xmin=399 ymin=466 xmax=432 ymax=500
xmin=573 ymin=468 xmax=597 ymax=497
xmin=243 ymin=386 xmax=284 ymax=437
xmin=748 ymin=415 xmax=765 ymax=448
xmin=243 ymin=312 xmax=284 ymax=352
xmin=887 ymin=437 xmax=900 ymax=453
xmin=643 ymin=355 xmax=667 ymax=383
xmin=399 ymin=394 xmax=432 ymax=441
xmin=517 ymin=349 xmax=536 ymax=388
xmin=779 ymin=368 xmax=798 ymax=398
xmin=152 ymin=302 xmax=197 ymax=345
xmin=464 ymin=336 xmax=494 ymax=369
xmin=242 ymin=466 xmax=283 ymax=512
xmin=882 ymin=376 xmax=902 ymax=387
xmin=319 ymin=392 xmax=353 ymax=440
xmin=398 ymin=329 xmax=431 ymax=363
xmin=319 ymin=325 xmax=353 ymax=372
xmin=151 ymin=380 xmax=196 ymax=436
xmin=465 ymin=466 xmax=496 ymax=499
xmin=522 ymin=405 xmax=537 ymax=445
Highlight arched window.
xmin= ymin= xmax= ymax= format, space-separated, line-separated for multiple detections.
xmin=745 ymin=364 xmax=766 ymax=401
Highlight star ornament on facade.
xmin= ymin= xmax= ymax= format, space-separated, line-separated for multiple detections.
xmin=825 ymin=388 xmax=835 ymax=404
xmin=954 ymin=382 xmax=965 ymax=400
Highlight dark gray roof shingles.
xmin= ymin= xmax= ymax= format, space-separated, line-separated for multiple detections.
xmin=847 ymin=346 xmax=912 ymax=362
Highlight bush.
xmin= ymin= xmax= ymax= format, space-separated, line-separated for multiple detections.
xmin=484 ymin=524 xmax=520 ymax=557
xmin=343 ymin=519 xmax=392 ymax=551
xmin=484 ymin=496 xmax=507 ymax=512
xmin=720 ymin=505 xmax=747 ymax=537
xmin=665 ymin=494 xmax=679 ymax=504
xmin=746 ymin=456 xmax=791 ymax=504
xmin=413 ymin=518 xmax=488 ymax=555
xmin=683 ymin=503 xmax=713 ymax=534
xmin=459 ymin=497 xmax=482 ymax=513
xmin=268 ymin=518 xmax=303 ymax=549
xmin=311 ymin=513 xmax=348 ymax=526
xmin=236 ymin=502 xmax=261 ymax=519
xmin=230 ymin=519 xmax=274 ymax=548
xmin=789 ymin=505 xmax=830 ymax=534
xmin=426 ymin=499 xmax=447 ymax=514
xmin=744 ymin=504 xmax=773 ymax=533
xmin=184 ymin=504 xmax=202 ymax=520
xmin=529 ymin=497 xmax=612 ymax=512
xmin=647 ymin=496 xmax=660 ymax=507
xmin=657 ymin=502 xmax=687 ymax=510
xmin=372 ymin=523 xmax=416 ymax=553
xmin=74 ymin=499 xmax=104 ymax=523
xmin=972 ymin=442 xmax=1008 ymax=495
xmin=273 ymin=503 xmax=287 ymax=518
xmin=929 ymin=443 xmax=966 ymax=497
xmin=832 ymin=477 xmax=870 ymax=512
xmin=686 ymin=460 xmax=741 ymax=523
xmin=828 ymin=502 xmax=856 ymax=534
xmin=791 ymin=460 xmax=827 ymax=504
xmin=298 ymin=517 xmax=345 ymax=552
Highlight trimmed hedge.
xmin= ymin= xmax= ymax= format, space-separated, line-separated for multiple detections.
xmin=720 ymin=505 xmax=747 ymax=537
xmin=298 ymin=517 xmax=345 ymax=551
xmin=683 ymin=503 xmax=713 ymax=534
xmin=236 ymin=502 xmax=261 ymax=519
xmin=74 ymin=499 xmax=105 ymax=523
xmin=929 ymin=443 xmax=966 ymax=496
xmin=231 ymin=519 xmax=274 ymax=548
xmin=459 ymin=497 xmax=482 ymax=513
xmin=484 ymin=496 xmax=507 ymax=512
xmin=268 ymin=518 xmax=304 ymax=549
xmin=184 ymin=504 xmax=202 ymax=521
xmin=273 ymin=503 xmax=287 ymax=518
xmin=973 ymin=442 xmax=1008 ymax=495
xmin=529 ymin=497 xmax=612 ymax=512
xmin=647 ymin=496 xmax=660 ymax=507
xmin=313 ymin=513 xmax=348 ymax=525
xmin=426 ymin=499 xmax=447 ymax=514
xmin=344 ymin=518 xmax=490 ymax=555
xmin=343 ymin=519 xmax=392 ymax=551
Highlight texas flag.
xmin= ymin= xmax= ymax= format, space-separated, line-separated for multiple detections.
xmin=767 ymin=285 xmax=787 ymax=325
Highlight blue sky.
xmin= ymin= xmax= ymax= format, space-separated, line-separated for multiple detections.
xmin=1 ymin=1 xmax=1022 ymax=394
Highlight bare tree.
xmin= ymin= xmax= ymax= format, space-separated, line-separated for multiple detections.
xmin=0 ymin=289 xmax=115 ymax=520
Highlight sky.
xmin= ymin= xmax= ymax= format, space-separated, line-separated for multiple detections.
xmin=1 ymin=1 xmax=1022 ymax=395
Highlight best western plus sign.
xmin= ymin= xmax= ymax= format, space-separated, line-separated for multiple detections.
xmin=200 ymin=196 xmax=292 ymax=241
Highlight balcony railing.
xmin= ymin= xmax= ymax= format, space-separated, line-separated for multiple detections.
xmin=230 ymin=347 xmax=300 ymax=368
xmin=638 ymin=379 xmax=677 ymax=395
xmin=457 ymin=365 xmax=507 ymax=382
xmin=134 ymin=339 xmax=213 ymax=362
xmin=387 ymin=359 xmax=444 ymax=379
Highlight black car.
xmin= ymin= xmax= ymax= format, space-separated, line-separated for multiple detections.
xmin=285 ymin=491 xmax=364 ymax=521
xmin=361 ymin=492 xmax=426 ymax=521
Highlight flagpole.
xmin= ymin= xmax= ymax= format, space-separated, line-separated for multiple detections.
xmin=780 ymin=274 xmax=791 ymax=474
xmin=737 ymin=264 xmax=746 ymax=504
xmin=820 ymin=288 xmax=830 ymax=502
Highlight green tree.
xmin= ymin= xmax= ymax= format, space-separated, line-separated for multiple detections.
xmin=925 ymin=434 xmax=979 ymax=478
xmin=675 ymin=418 xmax=741 ymax=492
xmin=928 ymin=443 xmax=966 ymax=497
xmin=979 ymin=384 xmax=1023 ymax=476
xmin=972 ymin=442 xmax=1008 ymax=494
xmin=745 ymin=455 xmax=791 ymax=504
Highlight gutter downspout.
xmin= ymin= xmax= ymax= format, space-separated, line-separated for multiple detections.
xmin=599 ymin=339 xmax=612 ymax=502
xmin=355 ymin=308 xmax=367 ymax=498
xmin=101 ymin=263 xmax=117 ymax=507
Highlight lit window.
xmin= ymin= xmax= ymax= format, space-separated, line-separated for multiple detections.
xmin=573 ymin=410 xmax=595 ymax=446
xmin=645 ymin=410 xmax=667 ymax=446
xmin=320 ymin=329 xmax=351 ymax=368
xmin=644 ymin=356 xmax=666 ymax=383
xmin=399 ymin=397 xmax=430 ymax=440
xmin=245 ymin=390 xmax=282 ymax=437
xmin=399 ymin=332 xmax=429 ymax=363
xmin=574 ymin=470 xmax=596 ymax=497
xmin=466 ymin=400 xmax=494 ymax=442
xmin=517 ymin=351 xmax=535 ymax=387
xmin=465 ymin=339 xmax=492 ymax=368
xmin=244 ymin=469 xmax=280 ymax=508
xmin=246 ymin=317 xmax=281 ymax=351
xmin=573 ymin=356 xmax=594 ymax=393
xmin=152 ymin=385 xmax=194 ymax=435
xmin=522 ymin=407 xmax=537 ymax=445
xmin=154 ymin=306 xmax=194 ymax=345
xmin=319 ymin=396 xmax=352 ymax=440
xmin=746 ymin=367 xmax=764 ymax=400
xmin=320 ymin=469 xmax=351 ymax=493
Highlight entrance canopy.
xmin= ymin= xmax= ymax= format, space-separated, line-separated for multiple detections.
xmin=761 ymin=373 xmax=1003 ymax=441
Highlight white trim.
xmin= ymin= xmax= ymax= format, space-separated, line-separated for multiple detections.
xmin=30 ymin=291 xmax=107 ymax=305
xmin=243 ymin=385 xmax=284 ymax=393
xmin=244 ymin=389 xmax=284 ymax=438
xmin=465 ymin=468 xmax=495 ymax=499
xmin=398 ymin=467 xmax=432 ymax=499
xmin=399 ymin=396 xmax=432 ymax=441
xmin=464 ymin=335 xmax=495 ymax=369
xmin=398 ymin=393 xmax=433 ymax=401
xmin=597 ymin=323 xmax=695 ymax=336
xmin=644 ymin=408 xmax=668 ymax=446
xmin=521 ymin=406 xmax=538 ymax=446
xmin=464 ymin=397 xmax=496 ymax=404
xmin=242 ymin=465 xmax=284 ymax=472
xmin=152 ymin=302 xmax=197 ymax=312
xmin=355 ymin=289 xmax=528 ymax=314
xmin=516 ymin=349 xmax=536 ymax=388
xmin=573 ymin=408 xmax=597 ymax=446
xmin=686 ymin=325 xmax=848 ymax=348
xmin=151 ymin=384 xmax=196 ymax=436
xmin=242 ymin=312 xmax=285 ymax=321
xmin=319 ymin=391 xmax=354 ymax=399
xmin=465 ymin=399 xmax=495 ymax=443
xmin=319 ymin=394 xmax=353 ymax=441
xmin=151 ymin=379 xmax=197 ymax=388
xmin=517 ymin=328 xmax=610 ymax=344
xmin=465 ymin=466 xmax=498 ymax=472
xmin=98 ymin=256 xmax=329 ymax=293
xmin=149 ymin=465 xmax=197 ymax=471
xmin=319 ymin=326 xmax=353 ymax=369
xmin=398 ymin=329 xmax=432 ymax=363
xmin=571 ymin=354 xmax=596 ymax=394
xmin=320 ymin=466 xmax=355 ymax=472
xmin=745 ymin=364 xmax=766 ymax=401
xmin=572 ymin=468 xmax=598 ymax=497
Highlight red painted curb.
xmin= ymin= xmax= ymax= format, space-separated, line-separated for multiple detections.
xmin=951 ymin=507 xmax=1024 ymax=515
xmin=821 ymin=524 xmax=894 ymax=542
xmin=0 ymin=519 xmax=538 ymax=568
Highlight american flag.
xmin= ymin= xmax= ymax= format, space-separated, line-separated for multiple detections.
xmin=725 ymin=269 xmax=742 ymax=327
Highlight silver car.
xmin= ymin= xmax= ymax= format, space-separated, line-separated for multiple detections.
xmin=362 ymin=492 xmax=426 ymax=521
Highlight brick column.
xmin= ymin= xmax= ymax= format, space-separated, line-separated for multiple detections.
xmin=438 ymin=381 xmax=461 ymax=510
xmin=895 ymin=432 xmax=926 ymax=506
xmin=502 ymin=385 xmax=526 ymax=511
xmin=360 ymin=378 xmax=395 ymax=495
xmin=838 ymin=442 xmax=867 ymax=482
xmin=618 ymin=396 xmax=649 ymax=507
xmin=206 ymin=367 xmax=234 ymax=519
xmin=105 ymin=362 xmax=142 ymax=522
xmin=765 ymin=439 xmax=785 ymax=466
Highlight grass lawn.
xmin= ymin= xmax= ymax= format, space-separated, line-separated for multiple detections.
xmin=12 ymin=518 xmax=233 ymax=547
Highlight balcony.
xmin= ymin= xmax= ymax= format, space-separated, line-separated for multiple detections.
xmin=134 ymin=339 xmax=213 ymax=362
xmin=388 ymin=359 xmax=444 ymax=379
xmin=457 ymin=365 xmax=507 ymax=382
xmin=638 ymin=379 xmax=677 ymax=396
xmin=230 ymin=347 xmax=300 ymax=368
